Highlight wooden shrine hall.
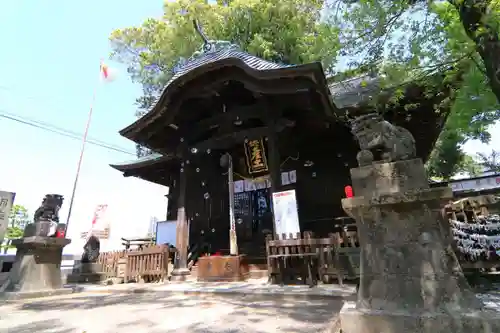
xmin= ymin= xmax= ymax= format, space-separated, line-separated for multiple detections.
xmin=110 ymin=32 xmax=451 ymax=279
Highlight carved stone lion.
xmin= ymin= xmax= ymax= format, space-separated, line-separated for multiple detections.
xmin=33 ymin=194 xmax=63 ymax=224
xmin=350 ymin=113 xmax=416 ymax=166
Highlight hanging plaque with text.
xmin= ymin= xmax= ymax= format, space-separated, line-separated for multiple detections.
xmin=244 ymin=138 xmax=269 ymax=174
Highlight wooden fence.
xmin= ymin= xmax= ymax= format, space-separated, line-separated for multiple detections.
xmin=94 ymin=245 xmax=173 ymax=283
xmin=265 ymin=230 xmax=360 ymax=286
xmin=124 ymin=245 xmax=171 ymax=283
xmin=97 ymin=251 xmax=126 ymax=279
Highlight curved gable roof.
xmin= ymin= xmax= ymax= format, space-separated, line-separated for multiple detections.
xmin=119 ymin=47 xmax=335 ymax=140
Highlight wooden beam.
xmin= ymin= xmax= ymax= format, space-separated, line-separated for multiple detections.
xmin=140 ymin=67 xmax=320 ymax=144
xmin=175 ymin=102 xmax=268 ymax=145
xmin=192 ymin=126 xmax=273 ymax=152
xmin=194 ymin=102 xmax=266 ymax=129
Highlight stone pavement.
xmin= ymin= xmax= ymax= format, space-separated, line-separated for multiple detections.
xmin=1 ymin=278 xmax=500 ymax=333
xmin=72 ymin=277 xmax=357 ymax=299
xmin=0 ymin=291 xmax=345 ymax=333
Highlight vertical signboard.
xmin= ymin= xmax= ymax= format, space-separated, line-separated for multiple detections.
xmin=0 ymin=191 xmax=16 ymax=246
xmin=244 ymin=138 xmax=269 ymax=174
xmin=155 ymin=220 xmax=177 ymax=245
xmin=271 ymin=189 xmax=300 ymax=238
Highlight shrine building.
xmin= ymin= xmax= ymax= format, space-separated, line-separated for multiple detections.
xmin=110 ymin=36 xmax=452 ymax=277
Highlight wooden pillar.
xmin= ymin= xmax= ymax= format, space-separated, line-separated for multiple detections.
xmin=264 ymin=99 xmax=283 ymax=237
xmin=171 ymin=160 xmax=191 ymax=280
xmin=264 ymin=99 xmax=282 ymax=194
xmin=267 ymin=128 xmax=282 ymax=195
xmin=165 ymin=177 xmax=179 ymax=221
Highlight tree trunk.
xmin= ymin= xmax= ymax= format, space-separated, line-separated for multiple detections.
xmin=451 ymin=0 xmax=500 ymax=103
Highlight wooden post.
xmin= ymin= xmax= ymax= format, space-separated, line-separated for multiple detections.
xmin=267 ymin=129 xmax=282 ymax=195
xmin=264 ymin=98 xmax=282 ymax=196
xmin=171 ymin=160 xmax=191 ymax=280
xmin=227 ymin=153 xmax=239 ymax=256
xmin=265 ymin=109 xmax=282 ymax=236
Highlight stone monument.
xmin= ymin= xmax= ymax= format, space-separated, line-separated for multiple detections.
xmin=1 ymin=194 xmax=71 ymax=296
xmin=67 ymin=234 xmax=106 ymax=283
xmin=339 ymin=113 xmax=500 ymax=332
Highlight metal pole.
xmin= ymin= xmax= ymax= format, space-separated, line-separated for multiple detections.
xmin=227 ymin=153 xmax=238 ymax=255
xmin=65 ymin=60 xmax=103 ymax=230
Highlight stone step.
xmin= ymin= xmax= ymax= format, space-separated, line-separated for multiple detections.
xmin=66 ymin=272 xmax=107 ymax=284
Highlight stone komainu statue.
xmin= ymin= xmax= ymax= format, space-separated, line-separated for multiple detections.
xmin=33 ymin=194 xmax=64 ymax=224
xmin=81 ymin=235 xmax=100 ymax=263
xmin=350 ymin=112 xmax=416 ymax=166
xmin=25 ymin=194 xmax=65 ymax=237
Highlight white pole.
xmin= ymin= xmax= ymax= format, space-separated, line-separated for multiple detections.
xmin=228 ymin=153 xmax=238 ymax=255
xmin=65 ymin=60 xmax=103 ymax=231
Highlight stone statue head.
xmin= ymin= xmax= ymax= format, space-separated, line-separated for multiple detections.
xmin=350 ymin=113 xmax=384 ymax=150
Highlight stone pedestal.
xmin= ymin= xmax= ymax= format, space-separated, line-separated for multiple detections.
xmin=340 ymin=159 xmax=500 ymax=333
xmin=170 ymin=267 xmax=191 ymax=281
xmin=66 ymin=262 xmax=107 ymax=284
xmin=3 ymin=236 xmax=71 ymax=293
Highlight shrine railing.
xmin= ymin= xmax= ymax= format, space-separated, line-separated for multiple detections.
xmin=265 ymin=230 xmax=360 ymax=286
xmin=97 ymin=251 xmax=126 ymax=279
xmin=124 ymin=245 xmax=171 ymax=283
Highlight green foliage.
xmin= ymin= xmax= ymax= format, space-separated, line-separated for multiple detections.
xmin=111 ymin=0 xmax=340 ymax=89
xmin=111 ymin=0 xmax=341 ymax=158
xmin=425 ymin=130 xmax=484 ymax=180
xmin=111 ymin=0 xmax=500 ymax=177
xmin=326 ymin=0 xmax=500 ymax=178
xmin=425 ymin=130 xmax=466 ymax=180
xmin=2 ymin=205 xmax=29 ymax=250
xmin=459 ymin=154 xmax=484 ymax=177
xmin=477 ymin=150 xmax=500 ymax=172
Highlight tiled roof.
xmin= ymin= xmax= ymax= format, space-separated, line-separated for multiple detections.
xmin=328 ymin=75 xmax=380 ymax=109
xmin=147 ymin=47 xmax=294 ymax=115
xmin=109 ymin=153 xmax=173 ymax=171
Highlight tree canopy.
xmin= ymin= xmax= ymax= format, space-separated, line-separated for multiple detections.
xmin=2 ymin=204 xmax=29 ymax=252
xmin=111 ymin=0 xmax=341 ymax=157
xmin=110 ymin=0 xmax=500 ymax=176
xmin=325 ymin=0 xmax=500 ymax=178
xmin=477 ymin=150 xmax=500 ymax=173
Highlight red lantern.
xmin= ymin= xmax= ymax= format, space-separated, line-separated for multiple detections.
xmin=56 ymin=229 xmax=65 ymax=238
xmin=344 ymin=185 xmax=353 ymax=198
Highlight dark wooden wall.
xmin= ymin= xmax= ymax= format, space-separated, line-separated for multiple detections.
xmin=169 ymin=119 xmax=360 ymax=252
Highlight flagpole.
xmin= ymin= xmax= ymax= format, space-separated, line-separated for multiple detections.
xmin=65 ymin=59 xmax=103 ymax=231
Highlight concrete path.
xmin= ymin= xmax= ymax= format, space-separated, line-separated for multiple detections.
xmin=0 ymin=291 xmax=343 ymax=333
xmin=72 ymin=278 xmax=357 ymax=299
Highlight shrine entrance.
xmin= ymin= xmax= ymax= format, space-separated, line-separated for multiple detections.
xmin=110 ymin=23 xmax=451 ymax=279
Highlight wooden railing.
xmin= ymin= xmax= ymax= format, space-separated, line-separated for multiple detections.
xmin=125 ymin=245 xmax=171 ymax=283
xmin=265 ymin=230 xmax=360 ymax=286
xmin=97 ymin=251 xmax=126 ymax=279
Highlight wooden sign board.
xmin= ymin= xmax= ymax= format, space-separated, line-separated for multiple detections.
xmin=244 ymin=138 xmax=268 ymax=174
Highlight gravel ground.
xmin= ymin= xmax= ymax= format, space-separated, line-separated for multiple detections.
xmin=0 ymin=292 xmax=343 ymax=333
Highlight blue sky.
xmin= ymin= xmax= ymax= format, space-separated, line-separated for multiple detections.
xmin=0 ymin=1 xmax=498 ymax=252
xmin=0 ymin=0 xmax=168 ymax=252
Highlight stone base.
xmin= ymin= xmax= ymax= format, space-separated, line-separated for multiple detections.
xmin=339 ymin=301 xmax=500 ymax=333
xmin=170 ymin=268 xmax=191 ymax=282
xmin=79 ymin=262 xmax=102 ymax=274
xmin=5 ymin=237 xmax=71 ymax=293
xmin=66 ymin=272 xmax=107 ymax=284
xmin=66 ymin=262 xmax=107 ymax=284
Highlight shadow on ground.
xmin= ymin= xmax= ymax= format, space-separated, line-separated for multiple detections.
xmin=2 ymin=292 xmax=344 ymax=333
xmin=0 ymin=319 xmax=73 ymax=333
